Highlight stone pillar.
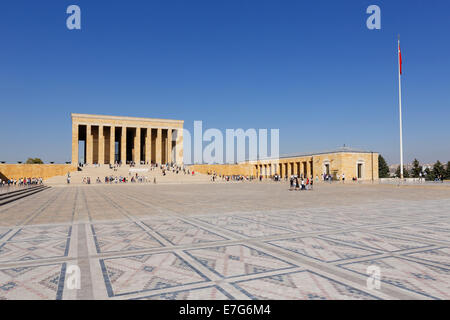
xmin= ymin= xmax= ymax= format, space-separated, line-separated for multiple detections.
xmin=281 ymin=163 xmax=285 ymax=178
xmin=306 ymin=160 xmax=311 ymax=179
xmin=86 ymin=125 xmax=93 ymax=164
xmin=135 ymin=127 xmax=141 ymax=164
xmin=72 ymin=123 xmax=79 ymax=165
xmin=167 ymin=129 xmax=173 ymax=164
xmin=121 ymin=126 xmax=127 ymax=164
xmin=110 ymin=126 xmax=115 ymax=164
xmin=156 ymin=128 xmax=162 ymax=164
xmin=145 ymin=128 xmax=152 ymax=164
xmin=98 ymin=125 xmax=104 ymax=165
xmin=175 ymin=129 xmax=183 ymax=165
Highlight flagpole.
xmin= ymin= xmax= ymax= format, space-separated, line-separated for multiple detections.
xmin=398 ymin=36 xmax=404 ymax=179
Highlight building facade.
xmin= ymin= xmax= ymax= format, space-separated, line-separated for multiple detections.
xmin=71 ymin=114 xmax=184 ymax=165
xmin=191 ymin=149 xmax=379 ymax=181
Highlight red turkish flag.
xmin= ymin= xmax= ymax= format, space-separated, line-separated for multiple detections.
xmin=398 ymin=43 xmax=402 ymax=75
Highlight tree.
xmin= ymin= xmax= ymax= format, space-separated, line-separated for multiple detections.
xmin=378 ymin=155 xmax=390 ymax=178
xmin=424 ymin=167 xmax=432 ymax=180
xmin=26 ymin=158 xmax=44 ymax=164
xmin=395 ymin=165 xmax=410 ymax=178
xmin=410 ymin=159 xmax=422 ymax=178
xmin=445 ymin=161 xmax=450 ymax=180
xmin=432 ymin=160 xmax=445 ymax=180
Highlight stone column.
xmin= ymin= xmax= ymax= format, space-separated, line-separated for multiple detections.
xmin=167 ymin=129 xmax=172 ymax=164
xmin=72 ymin=123 xmax=79 ymax=165
xmin=145 ymin=128 xmax=152 ymax=164
xmin=306 ymin=160 xmax=311 ymax=179
xmin=98 ymin=125 xmax=104 ymax=165
xmin=175 ymin=129 xmax=183 ymax=165
xmin=110 ymin=126 xmax=115 ymax=164
xmin=121 ymin=126 xmax=127 ymax=164
xmin=86 ymin=125 xmax=93 ymax=164
xmin=134 ymin=127 xmax=141 ymax=164
xmin=155 ymin=128 xmax=162 ymax=164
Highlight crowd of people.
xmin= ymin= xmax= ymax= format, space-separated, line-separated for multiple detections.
xmin=289 ymin=176 xmax=313 ymax=191
xmin=203 ymin=169 xmax=370 ymax=192
xmin=0 ymin=177 xmax=43 ymax=188
xmin=74 ymin=162 xmax=194 ymax=185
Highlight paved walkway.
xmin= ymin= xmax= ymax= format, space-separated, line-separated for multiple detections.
xmin=0 ymin=183 xmax=449 ymax=300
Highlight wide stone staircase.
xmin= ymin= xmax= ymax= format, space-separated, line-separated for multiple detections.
xmin=44 ymin=164 xmax=212 ymax=186
xmin=0 ymin=185 xmax=50 ymax=206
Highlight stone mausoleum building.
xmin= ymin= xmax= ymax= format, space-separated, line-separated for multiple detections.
xmin=71 ymin=113 xmax=184 ymax=166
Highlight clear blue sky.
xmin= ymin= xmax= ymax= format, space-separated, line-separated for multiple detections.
xmin=1 ymin=0 xmax=449 ymax=165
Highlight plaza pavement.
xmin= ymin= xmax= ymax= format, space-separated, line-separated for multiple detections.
xmin=0 ymin=181 xmax=449 ymax=300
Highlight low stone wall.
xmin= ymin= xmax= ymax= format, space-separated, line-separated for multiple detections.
xmin=0 ymin=164 xmax=77 ymax=180
xmin=189 ymin=164 xmax=255 ymax=176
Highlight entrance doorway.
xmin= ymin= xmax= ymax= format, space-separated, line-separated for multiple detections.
xmin=357 ymin=163 xmax=363 ymax=179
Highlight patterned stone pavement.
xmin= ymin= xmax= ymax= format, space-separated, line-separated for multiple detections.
xmin=0 ymin=183 xmax=449 ymax=300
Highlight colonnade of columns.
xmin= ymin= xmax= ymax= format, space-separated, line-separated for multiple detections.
xmin=255 ymin=160 xmax=313 ymax=179
xmin=72 ymin=123 xmax=183 ymax=166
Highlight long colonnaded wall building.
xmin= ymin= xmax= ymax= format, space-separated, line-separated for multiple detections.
xmin=190 ymin=148 xmax=379 ymax=181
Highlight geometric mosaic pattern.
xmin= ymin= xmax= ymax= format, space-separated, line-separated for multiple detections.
xmin=195 ymin=215 xmax=291 ymax=238
xmin=0 ymin=263 xmax=65 ymax=300
xmin=232 ymin=270 xmax=380 ymax=300
xmin=7 ymin=225 xmax=71 ymax=242
xmin=100 ymin=252 xmax=209 ymax=297
xmin=136 ymin=285 xmax=234 ymax=300
xmin=0 ymin=228 xmax=12 ymax=241
xmin=0 ymin=239 xmax=70 ymax=263
xmin=339 ymin=257 xmax=450 ymax=299
xmin=320 ymin=231 xmax=432 ymax=252
xmin=142 ymin=218 xmax=227 ymax=245
xmin=267 ymin=237 xmax=379 ymax=263
xmin=375 ymin=224 xmax=450 ymax=244
xmin=91 ymin=221 xmax=164 ymax=253
xmin=185 ymin=245 xmax=296 ymax=278
xmin=241 ymin=213 xmax=334 ymax=233
xmin=404 ymin=247 xmax=450 ymax=267
xmin=1 ymin=185 xmax=450 ymax=300
xmin=92 ymin=229 xmax=163 ymax=254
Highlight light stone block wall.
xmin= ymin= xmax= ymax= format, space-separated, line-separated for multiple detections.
xmin=0 ymin=164 xmax=76 ymax=181
xmin=190 ymin=151 xmax=379 ymax=181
